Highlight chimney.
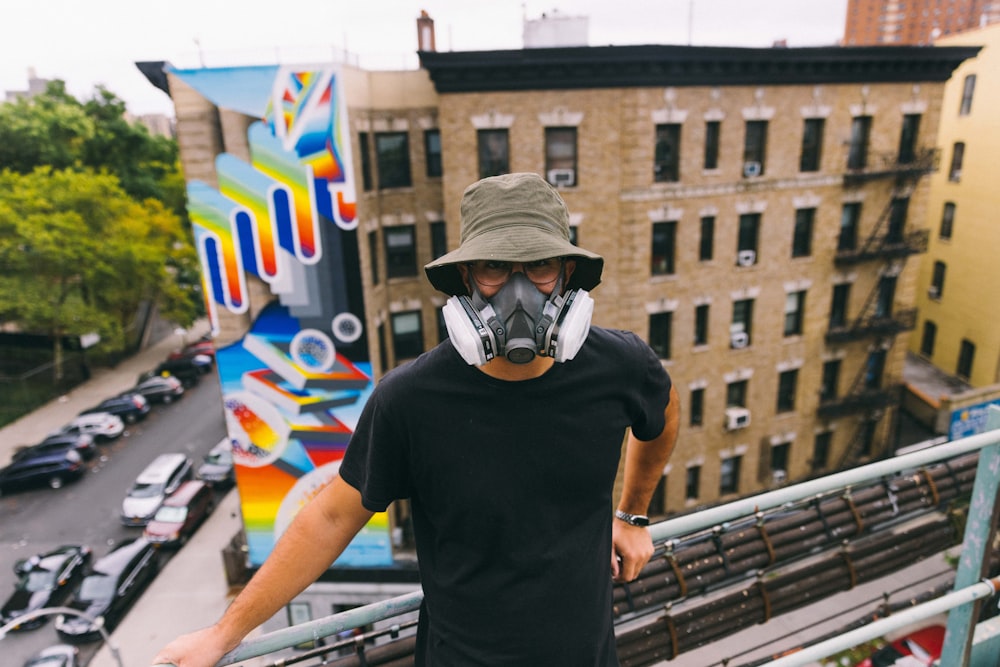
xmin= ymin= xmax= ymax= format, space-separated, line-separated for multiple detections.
xmin=417 ymin=10 xmax=436 ymax=52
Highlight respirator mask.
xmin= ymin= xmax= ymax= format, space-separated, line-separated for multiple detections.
xmin=442 ymin=266 xmax=594 ymax=366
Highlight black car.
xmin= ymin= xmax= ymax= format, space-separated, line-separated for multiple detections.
xmin=14 ymin=433 xmax=97 ymax=463
xmin=152 ymin=356 xmax=207 ymax=387
xmin=80 ymin=392 xmax=150 ymax=424
xmin=1 ymin=545 xmax=92 ymax=631
xmin=54 ymin=538 xmax=159 ymax=643
xmin=130 ymin=374 xmax=185 ymax=404
xmin=0 ymin=449 xmax=84 ymax=494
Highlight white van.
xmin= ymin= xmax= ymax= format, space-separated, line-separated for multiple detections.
xmin=120 ymin=453 xmax=192 ymax=526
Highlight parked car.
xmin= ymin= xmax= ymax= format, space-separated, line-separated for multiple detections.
xmin=143 ymin=480 xmax=215 ymax=547
xmin=1 ymin=545 xmax=92 ymax=631
xmin=17 ymin=433 xmax=97 ymax=462
xmin=130 ymin=374 xmax=185 ymax=404
xmin=152 ymin=356 xmax=208 ymax=387
xmin=54 ymin=538 xmax=159 ymax=643
xmin=196 ymin=440 xmax=235 ymax=488
xmin=120 ymin=453 xmax=193 ymax=526
xmin=0 ymin=449 xmax=84 ymax=494
xmin=22 ymin=644 xmax=80 ymax=667
xmin=53 ymin=412 xmax=124 ymax=443
xmin=179 ymin=339 xmax=215 ymax=359
xmin=855 ymin=624 xmax=946 ymax=666
xmin=80 ymin=393 xmax=150 ymax=424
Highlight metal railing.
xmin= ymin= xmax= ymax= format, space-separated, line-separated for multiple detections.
xmin=173 ymin=420 xmax=1000 ymax=667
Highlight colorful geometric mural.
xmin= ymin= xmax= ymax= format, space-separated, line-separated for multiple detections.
xmin=171 ymin=64 xmax=390 ymax=567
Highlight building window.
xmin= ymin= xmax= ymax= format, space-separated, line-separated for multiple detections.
xmin=898 ymin=114 xmax=920 ymax=164
xmin=792 ymin=208 xmax=814 ymax=258
xmin=377 ymin=322 xmax=387 ymax=373
xmin=478 ymin=129 xmax=509 ymax=179
xmin=948 ymin=142 xmax=964 ymax=181
xmin=820 ymin=359 xmax=840 ymax=402
xmin=957 ymin=339 xmax=975 ymax=380
xmin=391 ymin=311 xmax=424 ymax=362
xmin=654 ymin=123 xmax=682 ymax=182
xmin=651 ymin=221 xmax=677 ymax=275
xmin=704 ymin=120 xmax=720 ymax=170
xmin=649 ymin=311 xmax=673 ymax=360
xmin=359 ymin=132 xmax=373 ymax=192
xmin=545 ymin=127 xmax=577 ymax=187
xmin=770 ymin=442 xmax=790 ymax=479
xmin=689 ymin=388 xmax=704 ymax=427
xmin=743 ymin=120 xmax=768 ymax=176
xmin=685 ymin=465 xmax=701 ymax=500
xmin=694 ymin=304 xmax=709 ymax=346
xmin=860 ymin=420 xmax=877 ymax=458
xmin=887 ymin=197 xmax=909 ymax=243
xmin=864 ymin=349 xmax=886 ymax=390
xmin=799 ymin=118 xmax=824 ymax=172
xmin=699 ymin=216 xmax=715 ymax=261
xmin=424 ymin=129 xmax=442 ymax=178
xmin=784 ymin=291 xmax=806 ymax=337
xmin=920 ymin=320 xmax=936 ymax=358
xmin=940 ymin=202 xmax=955 ymax=240
xmin=847 ymin=116 xmax=872 ymax=170
xmin=736 ymin=213 xmax=760 ymax=266
xmin=384 ymin=225 xmax=417 ymax=278
xmin=731 ymin=299 xmax=753 ymax=348
xmin=287 ymin=602 xmax=319 ymax=650
xmin=812 ymin=432 xmax=831 ymax=471
xmin=838 ymin=203 xmax=861 ymax=251
xmin=776 ymin=369 xmax=798 ymax=413
xmin=648 ymin=475 xmax=667 ymax=516
xmin=875 ymin=275 xmax=896 ymax=318
xmin=568 ymin=226 xmax=578 ymax=246
xmin=720 ymin=455 xmax=742 ymax=495
xmin=930 ymin=261 xmax=946 ymax=299
xmin=375 ymin=132 xmax=412 ymax=189
xmin=726 ymin=379 xmax=748 ymax=407
xmin=830 ymin=283 xmax=850 ymax=329
xmin=367 ymin=230 xmax=379 ymax=285
xmin=430 ymin=221 xmax=448 ymax=260
xmin=959 ymin=74 xmax=976 ymax=116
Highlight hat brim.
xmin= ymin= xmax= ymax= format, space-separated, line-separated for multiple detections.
xmin=424 ymin=224 xmax=604 ymax=296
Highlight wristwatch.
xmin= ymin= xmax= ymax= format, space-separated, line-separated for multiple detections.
xmin=614 ymin=509 xmax=650 ymax=527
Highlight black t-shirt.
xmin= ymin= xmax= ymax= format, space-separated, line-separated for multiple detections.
xmin=340 ymin=327 xmax=672 ymax=666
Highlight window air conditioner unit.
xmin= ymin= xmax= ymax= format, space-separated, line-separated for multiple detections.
xmin=737 ymin=249 xmax=757 ymax=267
xmin=928 ymin=286 xmax=940 ymax=299
xmin=743 ymin=161 xmax=762 ymax=178
xmin=730 ymin=331 xmax=750 ymax=349
xmin=547 ymin=168 xmax=576 ymax=187
xmin=772 ymin=469 xmax=787 ymax=485
xmin=724 ymin=406 xmax=751 ymax=431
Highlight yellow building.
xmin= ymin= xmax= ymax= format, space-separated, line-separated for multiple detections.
xmin=913 ymin=23 xmax=1000 ymax=389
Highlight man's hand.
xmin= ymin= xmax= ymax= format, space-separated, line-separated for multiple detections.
xmin=611 ymin=520 xmax=654 ymax=582
xmin=151 ymin=625 xmax=238 ymax=667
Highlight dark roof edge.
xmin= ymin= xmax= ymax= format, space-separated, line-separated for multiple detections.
xmin=418 ymin=44 xmax=982 ymax=92
xmin=135 ymin=61 xmax=172 ymax=98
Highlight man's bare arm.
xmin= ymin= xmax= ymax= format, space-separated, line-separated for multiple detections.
xmin=151 ymin=476 xmax=374 ymax=667
xmin=612 ymin=383 xmax=680 ymax=582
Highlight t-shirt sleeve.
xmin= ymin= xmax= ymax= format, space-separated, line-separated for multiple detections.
xmin=626 ymin=333 xmax=673 ymax=442
xmin=339 ymin=385 xmax=412 ymax=513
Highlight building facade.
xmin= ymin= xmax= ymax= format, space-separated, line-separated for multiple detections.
xmin=844 ymin=0 xmax=1000 ymax=45
xmin=912 ymin=24 xmax=1000 ymax=389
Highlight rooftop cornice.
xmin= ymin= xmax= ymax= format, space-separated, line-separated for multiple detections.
xmin=418 ymin=44 xmax=982 ymax=93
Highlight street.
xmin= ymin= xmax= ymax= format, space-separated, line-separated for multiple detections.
xmin=0 ymin=378 xmax=226 ymax=667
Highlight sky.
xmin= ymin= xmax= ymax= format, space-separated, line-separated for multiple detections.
xmin=1 ymin=0 xmax=849 ymax=117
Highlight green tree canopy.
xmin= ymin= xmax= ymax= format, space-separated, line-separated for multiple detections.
xmin=0 ymin=81 xmax=186 ymax=214
xmin=0 ymin=168 xmax=201 ymax=362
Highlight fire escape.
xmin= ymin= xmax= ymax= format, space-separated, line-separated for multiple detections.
xmin=819 ymin=140 xmax=938 ymax=468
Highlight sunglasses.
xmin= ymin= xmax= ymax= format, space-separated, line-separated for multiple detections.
xmin=467 ymin=258 xmax=564 ymax=287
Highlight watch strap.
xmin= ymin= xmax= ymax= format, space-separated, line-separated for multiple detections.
xmin=614 ymin=509 xmax=650 ymax=527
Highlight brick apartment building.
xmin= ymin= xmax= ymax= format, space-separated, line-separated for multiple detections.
xmin=156 ymin=40 xmax=976 ymax=518
xmin=843 ymin=0 xmax=1000 ymax=45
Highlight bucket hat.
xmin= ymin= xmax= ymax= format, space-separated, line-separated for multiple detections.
xmin=424 ymin=172 xmax=604 ymax=296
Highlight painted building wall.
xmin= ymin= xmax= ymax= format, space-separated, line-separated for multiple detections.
xmin=915 ymin=23 xmax=1000 ymax=388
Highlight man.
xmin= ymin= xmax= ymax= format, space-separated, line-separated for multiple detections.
xmin=152 ymin=172 xmax=679 ymax=667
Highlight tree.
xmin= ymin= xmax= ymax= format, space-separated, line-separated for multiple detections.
xmin=0 ymin=168 xmax=200 ymax=378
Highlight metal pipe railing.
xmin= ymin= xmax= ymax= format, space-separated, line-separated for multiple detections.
xmin=199 ymin=426 xmax=1000 ymax=666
